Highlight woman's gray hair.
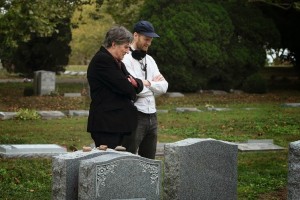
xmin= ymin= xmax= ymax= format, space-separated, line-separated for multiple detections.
xmin=103 ymin=26 xmax=133 ymax=48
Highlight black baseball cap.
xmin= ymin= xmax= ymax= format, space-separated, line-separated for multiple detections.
xmin=133 ymin=20 xmax=159 ymax=38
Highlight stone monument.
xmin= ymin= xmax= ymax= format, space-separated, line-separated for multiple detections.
xmin=163 ymin=138 xmax=238 ymax=200
xmin=33 ymin=70 xmax=55 ymax=95
xmin=287 ymin=140 xmax=300 ymax=200
xmin=78 ymin=153 xmax=162 ymax=200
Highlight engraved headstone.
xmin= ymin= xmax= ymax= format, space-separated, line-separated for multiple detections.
xmin=33 ymin=70 xmax=55 ymax=95
xmin=287 ymin=140 xmax=300 ymax=200
xmin=164 ymin=138 xmax=238 ymax=200
xmin=52 ymin=149 xmax=117 ymax=200
xmin=78 ymin=153 xmax=162 ymax=200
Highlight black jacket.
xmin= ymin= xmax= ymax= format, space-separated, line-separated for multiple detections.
xmin=87 ymin=46 xmax=143 ymax=133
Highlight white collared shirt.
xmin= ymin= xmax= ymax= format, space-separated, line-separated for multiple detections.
xmin=122 ymin=51 xmax=168 ymax=114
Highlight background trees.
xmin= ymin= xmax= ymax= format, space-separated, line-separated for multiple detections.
xmin=69 ymin=2 xmax=114 ymax=65
xmin=255 ymin=1 xmax=300 ymax=68
xmin=0 ymin=0 xmax=299 ymax=91
xmin=138 ymin=0 xmax=280 ymax=92
xmin=0 ymin=0 xmax=96 ymax=76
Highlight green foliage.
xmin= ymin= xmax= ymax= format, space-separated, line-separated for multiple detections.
xmin=140 ymin=1 xmax=234 ymax=92
xmin=69 ymin=1 xmax=114 ymax=65
xmin=15 ymin=108 xmax=41 ymax=120
xmin=253 ymin=1 xmax=300 ymax=68
xmin=138 ymin=0 xmax=279 ymax=92
xmin=105 ymin=0 xmax=144 ymax=28
xmin=242 ymin=73 xmax=268 ymax=94
xmin=0 ymin=0 xmax=101 ymax=76
xmin=12 ymin=20 xmax=72 ymax=76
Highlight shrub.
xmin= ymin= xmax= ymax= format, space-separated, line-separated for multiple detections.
xmin=242 ymin=73 xmax=268 ymax=94
xmin=15 ymin=108 xmax=41 ymax=120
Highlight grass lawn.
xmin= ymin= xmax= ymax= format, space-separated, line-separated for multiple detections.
xmin=0 ymin=80 xmax=300 ymax=199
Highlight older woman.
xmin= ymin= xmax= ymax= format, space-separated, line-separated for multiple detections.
xmin=87 ymin=26 xmax=144 ymax=149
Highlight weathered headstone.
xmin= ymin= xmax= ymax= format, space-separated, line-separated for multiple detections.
xmin=33 ymin=70 xmax=55 ymax=95
xmin=37 ymin=111 xmax=65 ymax=120
xmin=175 ymin=107 xmax=201 ymax=112
xmin=78 ymin=153 xmax=162 ymax=200
xmin=237 ymin=139 xmax=285 ymax=151
xmin=66 ymin=110 xmax=89 ymax=117
xmin=52 ymin=149 xmax=117 ymax=200
xmin=156 ymin=109 xmax=169 ymax=114
xmin=165 ymin=92 xmax=184 ymax=98
xmin=206 ymin=107 xmax=232 ymax=112
xmin=287 ymin=140 xmax=300 ymax=200
xmin=282 ymin=103 xmax=300 ymax=108
xmin=164 ymin=138 xmax=238 ymax=200
xmin=0 ymin=144 xmax=66 ymax=158
xmin=0 ymin=111 xmax=17 ymax=120
xmin=64 ymin=93 xmax=81 ymax=97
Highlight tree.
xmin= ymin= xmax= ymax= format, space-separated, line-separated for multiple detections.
xmin=69 ymin=1 xmax=114 ymax=65
xmin=0 ymin=0 xmax=100 ymax=75
xmin=138 ymin=0 xmax=279 ymax=92
xmin=252 ymin=1 xmax=300 ymax=68
xmin=105 ymin=0 xmax=144 ymax=28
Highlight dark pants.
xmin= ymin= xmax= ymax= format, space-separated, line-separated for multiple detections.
xmin=91 ymin=132 xmax=130 ymax=149
xmin=122 ymin=112 xmax=158 ymax=159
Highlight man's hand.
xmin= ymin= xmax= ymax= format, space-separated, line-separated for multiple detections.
xmin=142 ymin=80 xmax=151 ymax=87
xmin=153 ymin=74 xmax=165 ymax=82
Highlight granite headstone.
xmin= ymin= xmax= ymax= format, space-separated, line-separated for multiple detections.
xmin=163 ymin=138 xmax=238 ymax=200
xmin=78 ymin=153 xmax=162 ymax=200
xmin=52 ymin=149 xmax=116 ymax=200
xmin=34 ymin=70 xmax=55 ymax=95
xmin=287 ymin=140 xmax=300 ymax=200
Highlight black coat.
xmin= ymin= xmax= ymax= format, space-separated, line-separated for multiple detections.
xmin=87 ymin=46 xmax=143 ymax=133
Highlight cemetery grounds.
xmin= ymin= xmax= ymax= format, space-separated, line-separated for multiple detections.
xmin=0 ymin=66 xmax=300 ymax=200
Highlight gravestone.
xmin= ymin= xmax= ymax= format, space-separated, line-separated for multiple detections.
xmin=66 ymin=110 xmax=89 ymax=117
xmin=207 ymin=107 xmax=232 ymax=112
xmin=52 ymin=149 xmax=117 ymax=200
xmin=175 ymin=107 xmax=201 ymax=112
xmin=0 ymin=144 xmax=66 ymax=158
xmin=0 ymin=111 xmax=17 ymax=120
xmin=78 ymin=153 xmax=162 ymax=200
xmin=33 ymin=70 xmax=55 ymax=95
xmin=282 ymin=103 xmax=300 ymax=108
xmin=237 ymin=139 xmax=285 ymax=151
xmin=165 ymin=92 xmax=184 ymax=98
xmin=64 ymin=93 xmax=81 ymax=97
xmin=164 ymin=138 xmax=238 ymax=200
xmin=287 ymin=140 xmax=300 ymax=200
xmin=37 ymin=111 xmax=65 ymax=120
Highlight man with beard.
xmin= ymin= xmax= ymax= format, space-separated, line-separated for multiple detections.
xmin=122 ymin=21 xmax=168 ymax=159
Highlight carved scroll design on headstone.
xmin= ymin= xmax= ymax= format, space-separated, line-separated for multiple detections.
xmin=139 ymin=161 xmax=160 ymax=195
xmin=96 ymin=162 xmax=118 ymax=197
